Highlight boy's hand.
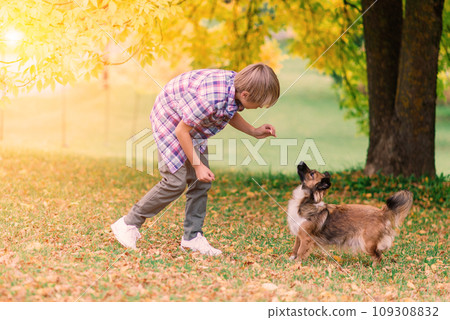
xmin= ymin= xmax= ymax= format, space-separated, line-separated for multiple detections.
xmin=194 ymin=164 xmax=215 ymax=182
xmin=252 ymin=124 xmax=277 ymax=139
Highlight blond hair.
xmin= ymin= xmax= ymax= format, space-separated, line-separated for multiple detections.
xmin=234 ymin=63 xmax=280 ymax=107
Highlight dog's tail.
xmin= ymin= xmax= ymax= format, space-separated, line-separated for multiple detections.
xmin=385 ymin=190 xmax=413 ymax=228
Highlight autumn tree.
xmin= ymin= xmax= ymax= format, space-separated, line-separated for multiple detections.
xmin=0 ymin=0 xmax=182 ymax=103
xmin=0 ymin=0 xmax=284 ymax=100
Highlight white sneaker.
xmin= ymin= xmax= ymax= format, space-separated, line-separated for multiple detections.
xmin=111 ymin=217 xmax=141 ymax=249
xmin=180 ymin=232 xmax=222 ymax=256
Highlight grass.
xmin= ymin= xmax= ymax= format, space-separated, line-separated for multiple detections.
xmin=2 ymin=57 xmax=450 ymax=174
xmin=0 ymin=147 xmax=448 ymax=301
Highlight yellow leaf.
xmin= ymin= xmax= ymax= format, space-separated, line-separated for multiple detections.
xmin=108 ymin=1 xmax=117 ymax=14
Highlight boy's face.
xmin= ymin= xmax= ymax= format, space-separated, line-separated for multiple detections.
xmin=236 ymin=91 xmax=266 ymax=109
xmin=239 ymin=100 xmax=261 ymax=109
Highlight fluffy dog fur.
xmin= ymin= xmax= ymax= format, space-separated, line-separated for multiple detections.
xmin=287 ymin=162 xmax=413 ymax=265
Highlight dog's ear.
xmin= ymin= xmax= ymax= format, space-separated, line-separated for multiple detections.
xmin=297 ymin=161 xmax=310 ymax=182
xmin=318 ymin=177 xmax=331 ymax=190
xmin=317 ymin=171 xmax=331 ymax=190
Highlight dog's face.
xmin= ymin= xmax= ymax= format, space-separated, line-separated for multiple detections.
xmin=297 ymin=162 xmax=331 ymax=202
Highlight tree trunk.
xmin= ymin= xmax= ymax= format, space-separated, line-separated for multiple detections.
xmin=393 ymin=0 xmax=444 ymax=176
xmin=362 ymin=0 xmax=403 ymax=175
xmin=363 ymin=0 xmax=444 ymax=177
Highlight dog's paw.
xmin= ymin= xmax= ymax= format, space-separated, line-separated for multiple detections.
xmin=289 ymin=255 xmax=297 ymax=261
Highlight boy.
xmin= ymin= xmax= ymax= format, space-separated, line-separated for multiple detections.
xmin=111 ymin=63 xmax=280 ymax=256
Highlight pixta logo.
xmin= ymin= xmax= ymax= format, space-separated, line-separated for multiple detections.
xmin=126 ymin=128 xmax=159 ymax=175
xmin=126 ymin=128 xmax=326 ymax=175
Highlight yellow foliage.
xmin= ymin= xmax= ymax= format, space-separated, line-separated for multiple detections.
xmin=259 ymin=39 xmax=287 ymax=73
xmin=0 ymin=0 xmax=177 ymax=97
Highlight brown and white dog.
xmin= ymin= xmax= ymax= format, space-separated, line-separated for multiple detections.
xmin=287 ymin=162 xmax=413 ymax=265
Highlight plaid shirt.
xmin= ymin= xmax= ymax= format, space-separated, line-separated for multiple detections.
xmin=150 ymin=69 xmax=242 ymax=173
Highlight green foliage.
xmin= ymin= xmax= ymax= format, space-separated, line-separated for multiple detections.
xmin=283 ymin=0 xmax=449 ymax=134
xmin=438 ymin=0 xmax=450 ymax=101
xmin=282 ymin=0 xmax=369 ymax=133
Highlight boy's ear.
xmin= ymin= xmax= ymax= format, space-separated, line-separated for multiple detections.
xmin=297 ymin=161 xmax=310 ymax=182
xmin=240 ymin=90 xmax=250 ymax=100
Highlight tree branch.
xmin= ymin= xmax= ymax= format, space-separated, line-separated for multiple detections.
xmin=43 ymin=0 xmax=73 ymax=6
xmin=0 ymin=58 xmax=22 ymax=65
xmin=16 ymin=76 xmax=37 ymax=88
xmin=102 ymin=47 xmax=141 ymax=65
xmin=172 ymin=0 xmax=187 ymax=6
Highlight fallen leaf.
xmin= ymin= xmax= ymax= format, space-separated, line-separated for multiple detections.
xmin=262 ymin=283 xmax=278 ymax=291
xmin=407 ymin=281 xmax=416 ymax=290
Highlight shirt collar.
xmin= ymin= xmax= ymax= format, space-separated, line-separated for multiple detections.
xmin=226 ymin=73 xmax=244 ymax=114
xmin=235 ymin=98 xmax=245 ymax=112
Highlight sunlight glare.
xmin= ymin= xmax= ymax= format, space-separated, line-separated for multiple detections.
xmin=3 ymin=28 xmax=24 ymax=46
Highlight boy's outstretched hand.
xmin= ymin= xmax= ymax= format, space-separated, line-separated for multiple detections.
xmin=194 ymin=164 xmax=215 ymax=182
xmin=253 ymin=124 xmax=277 ymax=139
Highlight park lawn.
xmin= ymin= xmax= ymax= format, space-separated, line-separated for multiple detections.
xmin=3 ymin=57 xmax=450 ymax=174
xmin=0 ymin=147 xmax=448 ymax=302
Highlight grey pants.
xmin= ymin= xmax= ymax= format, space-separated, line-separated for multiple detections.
xmin=124 ymin=149 xmax=211 ymax=241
